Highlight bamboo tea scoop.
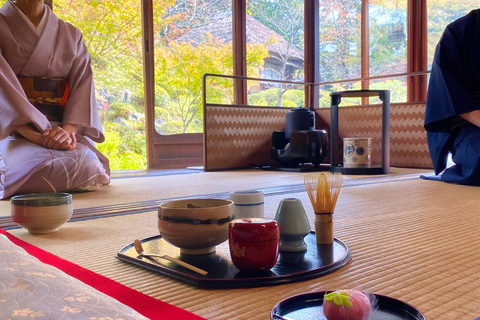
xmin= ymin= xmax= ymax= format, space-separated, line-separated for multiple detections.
xmin=133 ymin=239 xmax=208 ymax=276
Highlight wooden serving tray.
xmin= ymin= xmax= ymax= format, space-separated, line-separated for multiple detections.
xmin=116 ymin=232 xmax=351 ymax=289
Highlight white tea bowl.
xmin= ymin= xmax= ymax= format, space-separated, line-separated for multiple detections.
xmin=11 ymin=193 xmax=73 ymax=234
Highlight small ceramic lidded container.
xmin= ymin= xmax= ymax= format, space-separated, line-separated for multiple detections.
xmin=343 ymin=137 xmax=372 ymax=167
xmin=274 ymin=198 xmax=311 ymax=252
xmin=229 ymin=190 xmax=264 ymax=219
xmin=229 ymin=218 xmax=280 ymax=272
xmin=11 ymin=193 xmax=73 ymax=234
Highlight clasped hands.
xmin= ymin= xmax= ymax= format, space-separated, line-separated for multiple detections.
xmin=42 ymin=125 xmax=77 ymax=151
xmin=16 ymin=123 xmax=78 ymax=151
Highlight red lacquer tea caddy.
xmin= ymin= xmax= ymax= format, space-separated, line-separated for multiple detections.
xmin=228 ymin=218 xmax=280 ymax=272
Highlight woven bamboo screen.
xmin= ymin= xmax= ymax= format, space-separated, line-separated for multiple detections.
xmin=204 ymin=106 xmax=288 ymax=170
xmin=204 ymin=102 xmax=432 ymax=171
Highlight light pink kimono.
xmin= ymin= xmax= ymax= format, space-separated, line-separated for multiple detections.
xmin=0 ymin=2 xmax=110 ymax=199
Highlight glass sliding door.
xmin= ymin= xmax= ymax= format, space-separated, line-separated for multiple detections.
xmin=246 ymin=0 xmax=305 ymax=108
xmin=154 ymin=0 xmax=233 ymax=135
xmin=54 ymin=0 xmax=146 ymax=170
xmin=369 ymin=0 xmax=407 ymax=103
xmin=318 ymin=0 xmax=362 ymax=107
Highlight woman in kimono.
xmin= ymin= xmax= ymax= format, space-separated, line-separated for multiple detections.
xmin=0 ymin=0 xmax=110 ymax=199
xmin=424 ymin=9 xmax=480 ymax=185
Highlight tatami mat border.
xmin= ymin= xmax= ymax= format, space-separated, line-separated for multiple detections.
xmin=1 ymin=172 xmax=428 ymax=229
xmin=110 ymin=168 xmax=201 ymax=179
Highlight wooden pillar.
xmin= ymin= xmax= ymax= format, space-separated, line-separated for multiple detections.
xmin=141 ymin=0 xmax=156 ymax=169
xmin=304 ymin=0 xmax=319 ymax=110
xmin=232 ymin=0 xmax=247 ymax=105
xmin=361 ymin=0 xmax=369 ymax=105
xmin=407 ymin=0 xmax=427 ymax=102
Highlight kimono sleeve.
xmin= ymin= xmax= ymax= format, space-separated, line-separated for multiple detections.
xmin=61 ymin=27 xmax=105 ymax=143
xmin=0 ymin=49 xmax=50 ymax=140
xmin=424 ymin=10 xmax=480 ymax=132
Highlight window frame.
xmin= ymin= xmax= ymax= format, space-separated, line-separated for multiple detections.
xmin=51 ymin=0 xmax=428 ymax=169
xmin=140 ymin=0 xmax=428 ymax=169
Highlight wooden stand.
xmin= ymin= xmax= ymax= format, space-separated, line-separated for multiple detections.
xmin=330 ymin=90 xmax=391 ymax=175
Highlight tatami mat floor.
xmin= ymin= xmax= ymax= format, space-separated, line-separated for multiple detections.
xmin=1 ymin=167 xmax=431 ymax=228
xmin=6 ymin=168 xmax=480 ymax=320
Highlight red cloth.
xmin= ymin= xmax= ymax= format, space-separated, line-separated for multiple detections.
xmin=0 ymin=228 xmax=205 ymax=320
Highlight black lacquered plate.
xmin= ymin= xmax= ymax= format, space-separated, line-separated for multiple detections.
xmin=117 ymin=232 xmax=351 ymax=289
xmin=271 ymin=292 xmax=426 ymax=320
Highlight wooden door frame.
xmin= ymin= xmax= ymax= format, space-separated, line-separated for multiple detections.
xmin=141 ymin=0 xmax=203 ymax=169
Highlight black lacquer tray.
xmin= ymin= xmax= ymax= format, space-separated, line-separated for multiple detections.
xmin=271 ymin=292 xmax=426 ymax=320
xmin=116 ymin=232 xmax=351 ymax=289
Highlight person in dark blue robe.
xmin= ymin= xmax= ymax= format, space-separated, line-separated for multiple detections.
xmin=424 ymin=8 xmax=480 ymax=185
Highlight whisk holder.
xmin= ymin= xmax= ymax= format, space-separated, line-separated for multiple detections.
xmin=314 ymin=212 xmax=334 ymax=244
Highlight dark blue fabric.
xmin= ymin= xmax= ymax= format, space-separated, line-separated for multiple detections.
xmin=420 ymin=174 xmax=441 ymax=181
xmin=440 ymin=126 xmax=480 ymax=184
xmin=424 ymin=9 xmax=480 ymax=184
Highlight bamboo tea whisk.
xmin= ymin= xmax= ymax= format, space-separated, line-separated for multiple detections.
xmin=304 ymin=172 xmax=343 ymax=244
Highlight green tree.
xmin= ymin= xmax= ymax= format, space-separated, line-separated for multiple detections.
xmin=54 ymin=0 xmax=148 ymax=96
xmin=320 ymin=0 xmax=362 ymax=82
xmin=160 ymin=0 xmax=231 ymax=41
xmin=427 ymin=1 xmax=479 ymax=64
xmin=53 ymin=0 xmax=155 ymax=170
xmin=247 ymin=0 xmax=304 ymax=106
xmin=155 ymin=34 xmax=268 ymax=133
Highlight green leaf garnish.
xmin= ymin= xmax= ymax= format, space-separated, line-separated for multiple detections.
xmin=324 ymin=291 xmax=353 ymax=308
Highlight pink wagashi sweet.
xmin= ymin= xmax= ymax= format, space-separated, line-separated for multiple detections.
xmin=323 ymin=290 xmax=372 ymax=320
